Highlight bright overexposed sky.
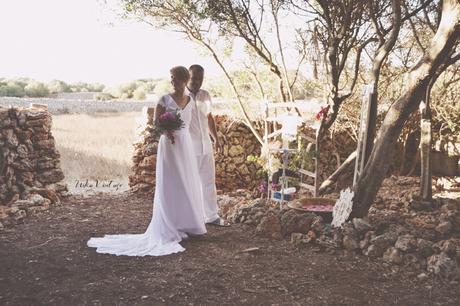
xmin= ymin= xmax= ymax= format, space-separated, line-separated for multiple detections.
xmin=0 ymin=0 xmax=220 ymax=86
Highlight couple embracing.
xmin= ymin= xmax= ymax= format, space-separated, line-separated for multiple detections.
xmin=87 ymin=65 xmax=229 ymax=257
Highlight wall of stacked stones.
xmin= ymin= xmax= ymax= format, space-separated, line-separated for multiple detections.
xmin=128 ymin=112 xmax=263 ymax=194
xmin=128 ymin=111 xmax=362 ymax=194
xmin=0 ymin=105 xmax=68 ymax=229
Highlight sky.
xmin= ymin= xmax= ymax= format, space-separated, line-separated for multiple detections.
xmin=0 ymin=0 xmax=220 ymax=86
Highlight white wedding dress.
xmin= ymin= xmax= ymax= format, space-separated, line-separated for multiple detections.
xmin=87 ymin=94 xmax=207 ymax=256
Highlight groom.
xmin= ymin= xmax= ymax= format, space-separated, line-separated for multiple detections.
xmin=187 ymin=64 xmax=229 ymax=226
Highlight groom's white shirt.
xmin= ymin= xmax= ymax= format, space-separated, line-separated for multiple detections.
xmin=186 ymin=87 xmax=219 ymax=223
xmin=186 ymin=88 xmax=214 ymax=156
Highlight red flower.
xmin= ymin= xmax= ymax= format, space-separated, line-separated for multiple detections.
xmin=315 ymin=105 xmax=330 ymax=121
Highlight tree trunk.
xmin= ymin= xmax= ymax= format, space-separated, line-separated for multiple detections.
xmin=365 ymin=0 xmax=402 ymax=165
xmin=351 ymin=0 xmax=460 ymax=218
xmin=420 ymin=86 xmax=433 ymax=201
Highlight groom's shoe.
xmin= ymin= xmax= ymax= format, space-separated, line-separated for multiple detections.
xmin=207 ymin=217 xmax=231 ymax=227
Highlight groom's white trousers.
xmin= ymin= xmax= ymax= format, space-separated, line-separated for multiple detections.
xmin=196 ymin=153 xmax=219 ymax=223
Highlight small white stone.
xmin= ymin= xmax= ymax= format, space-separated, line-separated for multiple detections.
xmin=417 ymin=273 xmax=428 ymax=281
xmin=28 ymin=193 xmax=45 ymax=205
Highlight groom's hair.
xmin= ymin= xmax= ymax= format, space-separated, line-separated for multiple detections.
xmin=189 ymin=64 xmax=204 ymax=74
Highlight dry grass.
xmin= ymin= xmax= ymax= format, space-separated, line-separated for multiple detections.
xmin=51 ymin=112 xmax=141 ymax=194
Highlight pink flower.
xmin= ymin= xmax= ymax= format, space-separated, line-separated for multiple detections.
xmin=258 ymin=182 xmax=268 ymax=193
xmin=159 ymin=112 xmax=175 ymax=122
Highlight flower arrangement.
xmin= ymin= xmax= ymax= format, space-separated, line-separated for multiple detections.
xmin=315 ymin=105 xmax=330 ymax=121
xmin=153 ymin=110 xmax=185 ymax=144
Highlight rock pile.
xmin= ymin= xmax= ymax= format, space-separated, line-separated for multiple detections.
xmin=219 ymin=176 xmax=460 ymax=280
xmin=128 ymin=111 xmax=263 ymax=194
xmin=128 ymin=108 xmax=157 ymax=194
xmin=0 ymin=105 xmax=68 ymax=229
xmin=219 ymin=195 xmax=327 ymax=241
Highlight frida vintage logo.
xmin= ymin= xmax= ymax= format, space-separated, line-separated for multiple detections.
xmin=74 ymin=179 xmax=123 ymax=191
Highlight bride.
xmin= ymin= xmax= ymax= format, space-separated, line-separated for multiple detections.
xmin=87 ymin=66 xmax=207 ymax=256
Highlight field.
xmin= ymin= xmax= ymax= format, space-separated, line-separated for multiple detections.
xmin=51 ymin=112 xmax=141 ymax=195
xmin=0 ymin=97 xmax=157 ymax=194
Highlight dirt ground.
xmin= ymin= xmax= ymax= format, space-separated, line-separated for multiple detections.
xmin=1 ymin=191 xmax=459 ymax=306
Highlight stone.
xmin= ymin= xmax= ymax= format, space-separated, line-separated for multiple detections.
xmin=342 ymin=222 xmax=358 ymax=236
xmin=256 ymin=212 xmax=282 ymax=240
xmin=395 ymin=234 xmax=416 ymax=252
xmin=383 ymin=247 xmax=403 ymax=264
xmin=0 ymin=206 xmax=9 ymax=220
xmin=371 ymin=232 xmax=398 ymax=248
xmin=143 ymin=143 xmax=158 ymax=155
xmin=11 ymin=159 xmax=33 ymax=171
xmin=35 ymin=138 xmax=55 ymax=149
xmin=417 ymin=273 xmax=428 ymax=281
xmin=403 ymin=253 xmax=422 ymax=269
xmin=332 ymin=229 xmax=343 ymax=247
xmin=26 ymin=110 xmax=48 ymax=120
xmin=290 ymin=233 xmax=308 ymax=247
xmin=27 ymin=199 xmax=51 ymax=213
xmin=306 ymin=230 xmax=317 ymax=242
xmin=416 ymin=238 xmax=435 ymax=258
xmin=417 ymin=228 xmax=437 ymax=241
xmin=360 ymin=238 xmax=370 ymax=250
xmin=228 ymin=145 xmax=244 ymax=157
xmin=17 ymin=144 xmax=28 ymax=158
xmin=12 ymin=209 xmax=27 ymax=223
xmin=440 ymin=201 xmax=459 ymax=213
xmin=435 ymin=221 xmax=452 ymax=236
xmin=38 ymin=169 xmax=65 ymax=184
xmin=238 ymin=164 xmax=250 ymax=176
xmin=427 ymin=252 xmax=460 ymax=280
xmin=280 ymin=209 xmax=315 ymax=237
xmin=364 ymin=245 xmax=380 ymax=257
xmin=343 ymin=235 xmax=360 ymax=251
xmin=352 ymin=218 xmax=372 ymax=235
xmin=12 ymin=200 xmax=35 ymax=210
xmin=27 ymin=193 xmax=45 ymax=206
xmin=139 ymin=156 xmax=156 ymax=169
xmin=4 ymin=129 xmax=18 ymax=147
xmin=31 ymin=188 xmax=61 ymax=204
xmin=311 ymin=216 xmax=325 ymax=233
xmin=434 ymin=239 xmax=460 ymax=258
xmin=225 ymin=163 xmax=236 ymax=173
xmin=36 ymin=160 xmax=59 ymax=170
xmin=366 ymin=233 xmax=398 ymax=257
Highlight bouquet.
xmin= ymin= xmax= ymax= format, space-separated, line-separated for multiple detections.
xmin=153 ymin=110 xmax=185 ymax=144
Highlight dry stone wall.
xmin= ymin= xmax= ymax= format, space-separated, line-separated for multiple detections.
xmin=0 ymin=104 xmax=68 ymax=229
xmin=128 ymin=110 xmax=263 ymax=194
xmin=128 ymin=109 xmax=363 ymax=195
